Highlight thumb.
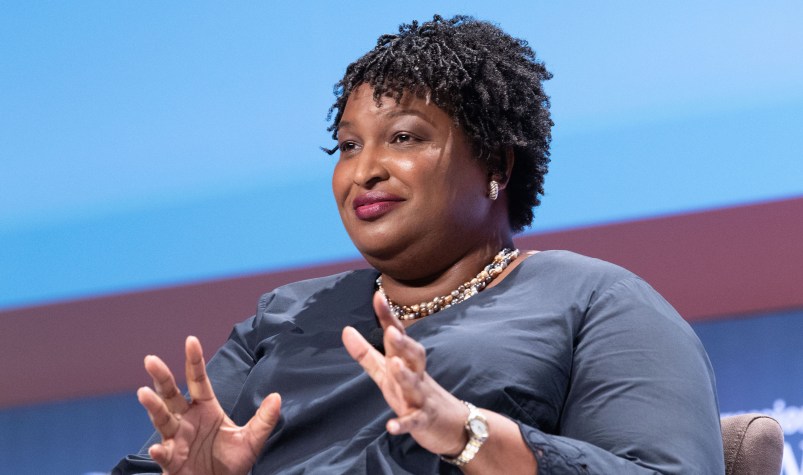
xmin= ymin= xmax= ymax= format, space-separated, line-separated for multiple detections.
xmin=374 ymin=290 xmax=404 ymax=334
xmin=245 ymin=392 xmax=282 ymax=449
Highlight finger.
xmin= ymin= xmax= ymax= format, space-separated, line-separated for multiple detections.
xmin=148 ymin=441 xmax=173 ymax=471
xmin=387 ymin=409 xmax=426 ymax=435
xmin=388 ymin=355 xmax=425 ymax=407
xmin=137 ymin=386 xmax=181 ymax=439
xmin=244 ymin=393 xmax=282 ymax=452
xmin=342 ymin=326 xmax=387 ymax=384
xmin=383 ymin=326 xmax=427 ymax=374
xmin=184 ymin=336 xmax=216 ymax=403
xmin=374 ymin=291 xmax=404 ymax=334
xmin=144 ymin=354 xmax=189 ymax=414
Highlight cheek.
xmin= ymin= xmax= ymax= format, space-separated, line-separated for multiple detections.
xmin=439 ymin=158 xmax=487 ymax=200
xmin=331 ymin=161 xmax=350 ymax=205
xmin=439 ymin=170 xmax=490 ymax=223
xmin=391 ymin=154 xmax=419 ymax=175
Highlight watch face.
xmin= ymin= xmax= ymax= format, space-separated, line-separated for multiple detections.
xmin=469 ymin=418 xmax=488 ymax=438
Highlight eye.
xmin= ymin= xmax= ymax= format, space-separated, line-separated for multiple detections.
xmin=391 ymin=133 xmax=416 ymax=144
xmin=338 ymin=141 xmax=358 ymax=152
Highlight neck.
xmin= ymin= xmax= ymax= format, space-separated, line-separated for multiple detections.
xmin=376 ymin=235 xmax=515 ymax=308
xmin=379 ymin=248 xmax=520 ymax=321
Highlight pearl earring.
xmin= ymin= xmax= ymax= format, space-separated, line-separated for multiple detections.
xmin=488 ymin=180 xmax=499 ymax=201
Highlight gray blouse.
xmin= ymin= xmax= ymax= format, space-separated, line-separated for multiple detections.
xmin=114 ymin=250 xmax=725 ymax=474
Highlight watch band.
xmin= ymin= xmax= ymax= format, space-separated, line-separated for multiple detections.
xmin=440 ymin=401 xmax=489 ymax=467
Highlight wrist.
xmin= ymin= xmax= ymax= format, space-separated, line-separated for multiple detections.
xmin=440 ymin=401 xmax=489 ymax=467
xmin=442 ymin=402 xmax=471 ymax=457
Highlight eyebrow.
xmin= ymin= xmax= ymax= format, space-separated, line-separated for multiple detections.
xmin=386 ymin=108 xmax=435 ymax=123
xmin=338 ymin=109 xmax=437 ymax=132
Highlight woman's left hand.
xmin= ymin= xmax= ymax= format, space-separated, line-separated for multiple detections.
xmin=342 ymin=292 xmax=469 ymax=457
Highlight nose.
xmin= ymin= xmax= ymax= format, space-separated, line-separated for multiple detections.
xmin=352 ymin=143 xmax=390 ymax=188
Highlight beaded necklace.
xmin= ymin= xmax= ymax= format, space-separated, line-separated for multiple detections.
xmin=376 ymin=248 xmax=520 ymax=321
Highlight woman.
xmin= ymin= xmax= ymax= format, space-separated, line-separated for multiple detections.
xmin=115 ymin=15 xmax=724 ymax=474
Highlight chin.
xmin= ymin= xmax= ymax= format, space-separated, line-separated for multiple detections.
xmin=353 ymin=239 xmax=402 ymax=263
xmin=350 ymin=232 xmax=411 ymax=266
xmin=345 ymin=219 xmax=403 ymax=253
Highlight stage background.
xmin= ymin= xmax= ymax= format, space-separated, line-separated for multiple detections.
xmin=1 ymin=2 xmax=802 ymax=473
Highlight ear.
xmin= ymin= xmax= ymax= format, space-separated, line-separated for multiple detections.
xmin=491 ymin=146 xmax=515 ymax=191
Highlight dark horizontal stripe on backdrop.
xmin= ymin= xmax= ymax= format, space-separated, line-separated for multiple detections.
xmin=1 ymin=196 xmax=801 ymax=408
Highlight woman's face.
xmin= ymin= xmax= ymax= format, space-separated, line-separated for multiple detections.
xmin=332 ymin=84 xmax=498 ymax=276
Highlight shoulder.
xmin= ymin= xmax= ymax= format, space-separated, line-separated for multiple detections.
xmin=516 ymin=250 xmax=638 ymax=299
xmin=227 ymin=268 xmax=377 ymax=347
xmin=522 ymin=250 xmax=633 ymax=277
xmin=513 ymin=250 xmax=689 ymax=326
xmin=256 ymin=268 xmax=379 ymax=316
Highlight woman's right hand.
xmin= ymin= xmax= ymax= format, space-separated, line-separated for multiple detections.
xmin=137 ymin=336 xmax=281 ymax=475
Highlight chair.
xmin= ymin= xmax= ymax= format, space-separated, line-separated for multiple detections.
xmin=721 ymin=413 xmax=784 ymax=475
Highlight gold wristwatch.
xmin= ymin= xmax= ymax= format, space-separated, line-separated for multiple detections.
xmin=440 ymin=401 xmax=489 ymax=467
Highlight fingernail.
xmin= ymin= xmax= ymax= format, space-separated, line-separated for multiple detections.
xmin=388 ymin=420 xmax=399 ymax=434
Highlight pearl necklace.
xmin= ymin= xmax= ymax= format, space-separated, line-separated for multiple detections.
xmin=376 ymin=248 xmax=520 ymax=321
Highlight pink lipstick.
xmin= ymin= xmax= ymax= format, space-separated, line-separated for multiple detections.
xmin=353 ymin=191 xmax=404 ymax=221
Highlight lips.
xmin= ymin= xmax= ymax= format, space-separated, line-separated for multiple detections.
xmin=352 ymin=191 xmax=405 ymax=221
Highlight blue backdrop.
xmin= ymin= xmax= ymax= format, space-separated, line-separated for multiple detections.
xmin=2 ymin=1 xmax=802 ymax=309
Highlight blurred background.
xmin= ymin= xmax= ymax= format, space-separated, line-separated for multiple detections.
xmin=1 ymin=1 xmax=802 ymax=473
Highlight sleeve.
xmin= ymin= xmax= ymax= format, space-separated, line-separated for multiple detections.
xmin=518 ymin=277 xmax=724 ymax=474
xmin=111 ymin=292 xmax=276 ymax=475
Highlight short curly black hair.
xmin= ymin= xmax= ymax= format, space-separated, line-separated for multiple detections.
xmin=325 ymin=15 xmax=553 ymax=232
